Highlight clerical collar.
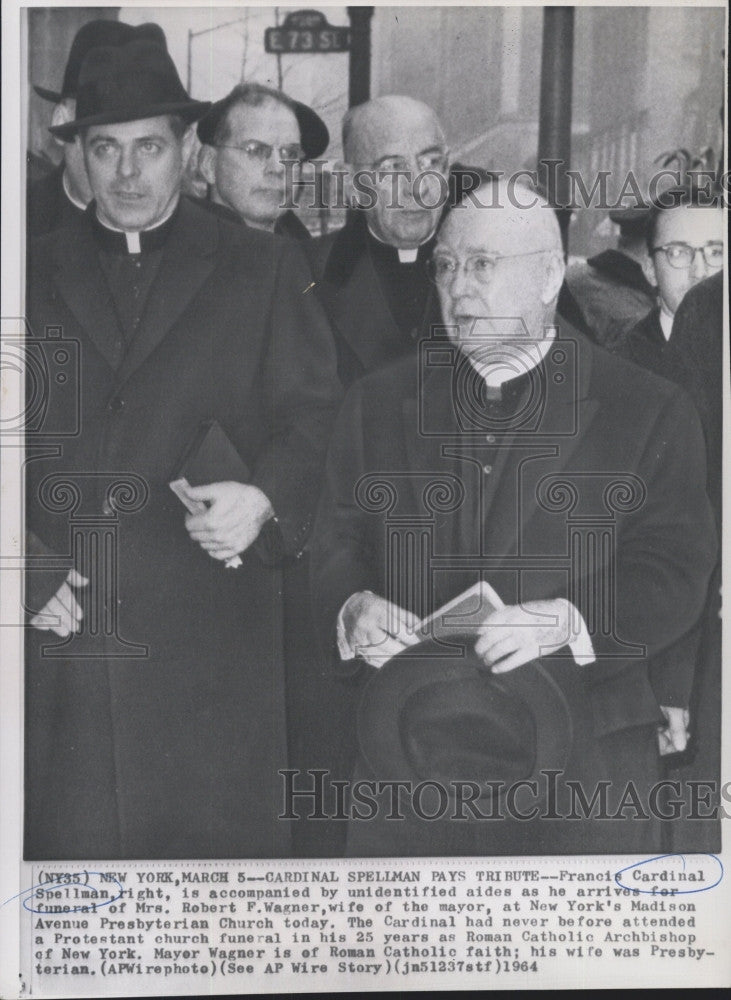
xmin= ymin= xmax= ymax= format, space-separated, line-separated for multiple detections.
xmin=62 ymin=171 xmax=89 ymax=212
xmin=659 ymin=305 xmax=674 ymax=341
xmin=366 ymin=223 xmax=434 ymax=263
xmin=89 ymin=198 xmax=180 ymax=254
xmin=470 ymin=328 xmax=556 ymax=398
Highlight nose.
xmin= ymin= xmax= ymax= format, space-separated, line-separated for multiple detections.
xmin=117 ymin=146 xmax=139 ymax=180
xmin=264 ymin=152 xmax=286 ymax=177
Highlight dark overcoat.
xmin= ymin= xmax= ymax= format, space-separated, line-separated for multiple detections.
xmin=25 ymin=199 xmax=341 ymax=860
xmin=310 ymin=328 xmax=717 ymax=854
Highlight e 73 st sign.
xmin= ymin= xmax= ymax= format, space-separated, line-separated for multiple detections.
xmin=265 ymin=9 xmax=351 ymax=54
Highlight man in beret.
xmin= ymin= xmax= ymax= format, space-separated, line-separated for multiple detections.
xmin=196 ymin=82 xmax=329 ymax=241
xmin=25 ymin=38 xmax=341 ymax=859
xmin=310 ymin=177 xmax=716 ymax=856
xmin=28 ymin=18 xmax=168 ymax=236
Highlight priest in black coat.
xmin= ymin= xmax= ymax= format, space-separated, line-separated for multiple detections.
xmin=310 ymin=182 xmax=717 ymax=857
xmin=25 ymin=39 xmax=341 ymax=860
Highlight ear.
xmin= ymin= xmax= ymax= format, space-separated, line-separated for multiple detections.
xmin=198 ymin=143 xmax=217 ymax=186
xmin=542 ymin=250 xmax=566 ymax=306
xmin=641 ymin=251 xmax=658 ymax=288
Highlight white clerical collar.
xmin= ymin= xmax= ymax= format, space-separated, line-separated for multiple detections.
xmin=62 ymin=171 xmax=90 ymax=212
xmin=366 ymin=223 xmax=431 ymax=263
xmin=659 ymin=305 xmax=674 ymax=341
xmin=95 ymin=197 xmax=180 ymax=253
xmin=470 ymin=326 xmax=557 ymax=390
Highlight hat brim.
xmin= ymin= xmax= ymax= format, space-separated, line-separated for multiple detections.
xmin=49 ymin=99 xmax=211 ymax=141
xmin=357 ymin=641 xmax=572 ymax=803
xmin=197 ymin=95 xmax=328 ymax=161
xmin=293 ymin=100 xmax=329 ymax=160
xmin=34 ymin=84 xmax=64 ymax=103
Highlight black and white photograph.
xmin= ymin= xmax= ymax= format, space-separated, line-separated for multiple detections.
xmin=1 ymin=1 xmax=728 ymax=994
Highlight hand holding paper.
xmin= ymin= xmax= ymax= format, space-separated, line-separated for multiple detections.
xmin=474 ymin=598 xmax=574 ymax=674
xmin=340 ymin=591 xmax=421 ymax=667
xmin=184 ymin=481 xmax=274 ymax=564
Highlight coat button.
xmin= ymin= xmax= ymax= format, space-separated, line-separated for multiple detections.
xmin=485 ymin=434 xmax=496 ymax=444
xmin=108 ymin=397 xmax=125 ymax=412
xmin=482 ymin=464 xmax=493 ymax=475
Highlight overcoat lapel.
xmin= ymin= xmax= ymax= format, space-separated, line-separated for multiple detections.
xmin=51 ymin=219 xmax=125 ymax=371
xmin=323 ymin=223 xmax=404 ymax=373
xmin=115 ymin=203 xmax=218 ymax=385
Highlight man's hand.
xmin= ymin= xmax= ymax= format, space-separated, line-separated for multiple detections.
xmin=657 ymin=706 xmax=690 ymax=756
xmin=184 ymin=482 xmax=274 ymax=561
xmin=30 ymin=569 xmax=89 ymax=637
xmin=341 ymin=591 xmax=420 ymax=668
xmin=474 ymin=598 xmax=573 ymax=674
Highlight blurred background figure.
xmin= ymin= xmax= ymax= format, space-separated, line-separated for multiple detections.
xmin=564 ymin=207 xmax=656 ymax=347
xmin=613 ymin=185 xmax=723 ymax=375
xmin=196 ymin=83 xmax=329 ymax=240
xmin=27 ymin=19 xmax=168 ymax=236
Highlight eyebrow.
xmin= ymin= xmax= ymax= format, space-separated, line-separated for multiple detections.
xmin=88 ymin=134 xmax=168 ymax=144
xmin=373 ymin=144 xmax=445 ymax=163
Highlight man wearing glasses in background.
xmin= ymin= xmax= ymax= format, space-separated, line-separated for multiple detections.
xmin=196 ymin=82 xmax=329 ymax=241
xmin=614 ymin=184 xmax=723 ymax=376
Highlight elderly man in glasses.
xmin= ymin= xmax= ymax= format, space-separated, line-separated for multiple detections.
xmin=196 ymin=82 xmax=329 ymax=240
xmin=614 ymin=183 xmax=723 ymax=375
xmin=309 ymin=176 xmax=717 ymax=857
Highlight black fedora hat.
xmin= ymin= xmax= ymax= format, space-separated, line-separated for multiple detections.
xmin=357 ymin=642 xmax=572 ymax=807
xmin=34 ymin=20 xmax=168 ymax=103
xmin=196 ymin=83 xmax=329 ymax=161
xmin=49 ymin=39 xmax=210 ymax=141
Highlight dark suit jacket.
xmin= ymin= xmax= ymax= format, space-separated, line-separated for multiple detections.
xmin=25 ymin=198 xmax=341 ymax=859
xmin=307 ymin=211 xmax=439 ymax=387
xmin=27 ymin=163 xmax=86 ymax=238
xmin=310 ymin=329 xmax=716 ymax=742
xmin=614 ymin=306 xmax=667 ymax=377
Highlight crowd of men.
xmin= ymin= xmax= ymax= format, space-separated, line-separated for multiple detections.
xmin=24 ymin=19 xmax=724 ymax=860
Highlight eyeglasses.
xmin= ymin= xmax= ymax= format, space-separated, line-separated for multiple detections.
xmin=372 ymin=149 xmax=449 ymax=174
xmin=216 ymin=139 xmax=305 ymax=162
xmin=427 ymin=249 xmax=556 ymax=286
xmin=651 ymin=241 xmax=724 ymax=269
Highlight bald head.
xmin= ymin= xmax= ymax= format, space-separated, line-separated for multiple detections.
xmin=341 ymin=94 xmax=449 ymax=249
xmin=342 ymin=95 xmax=445 ymax=164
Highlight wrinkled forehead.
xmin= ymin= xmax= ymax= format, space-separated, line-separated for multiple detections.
xmin=654 ymin=204 xmax=724 ymax=245
xmin=437 ymin=199 xmax=560 ymax=255
xmin=225 ymin=98 xmax=300 ymax=141
xmin=354 ymin=104 xmax=445 ymax=162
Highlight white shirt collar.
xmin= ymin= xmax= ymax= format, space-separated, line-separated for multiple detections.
xmin=470 ymin=326 xmax=557 ymax=390
xmin=659 ymin=305 xmax=674 ymax=341
xmin=366 ymin=221 xmax=433 ymax=263
xmin=94 ymin=196 xmax=180 ymax=253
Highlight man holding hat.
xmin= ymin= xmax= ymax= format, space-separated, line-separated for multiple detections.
xmin=310 ymin=177 xmax=716 ymax=857
xmin=25 ymin=38 xmax=341 ymax=859
xmin=196 ymin=82 xmax=329 ymax=240
xmin=28 ymin=18 xmax=168 ymax=236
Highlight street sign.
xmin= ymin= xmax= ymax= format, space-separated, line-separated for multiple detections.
xmin=265 ymin=9 xmax=351 ymax=54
